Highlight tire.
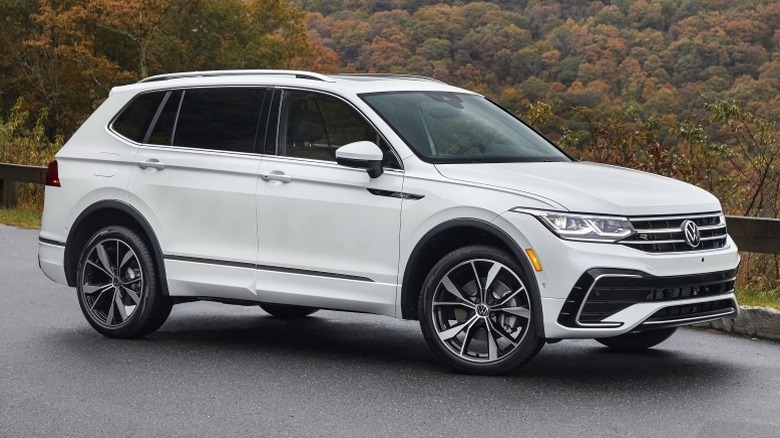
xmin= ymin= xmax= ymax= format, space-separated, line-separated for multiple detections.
xmin=419 ymin=245 xmax=544 ymax=375
xmin=76 ymin=226 xmax=172 ymax=338
xmin=260 ymin=303 xmax=318 ymax=318
xmin=596 ymin=327 xmax=677 ymax=351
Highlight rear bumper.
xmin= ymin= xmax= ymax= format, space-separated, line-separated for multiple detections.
xmin=38 ymin=238 xmax=68 ymax=285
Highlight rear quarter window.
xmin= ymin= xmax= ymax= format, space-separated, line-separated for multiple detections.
xmin=111 ymin=92 xmax=167 ymax=143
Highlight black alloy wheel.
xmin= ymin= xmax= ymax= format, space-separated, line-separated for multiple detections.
xmin=76 ymin=226 xmax=171 ymax=338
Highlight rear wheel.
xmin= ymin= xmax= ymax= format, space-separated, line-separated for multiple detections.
xmin=596 ymin=327 xmax=677 ymax=351
xmin=419 ymin=245 xmax=544 ymax=375
xmin=76 ymin=226 xmax=171 ymax=338
xmin=260 ymin=303 xmax=318 ymax=318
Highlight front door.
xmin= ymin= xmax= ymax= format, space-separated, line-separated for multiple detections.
xmin=254 ymin=89 xmax=404 ymax=316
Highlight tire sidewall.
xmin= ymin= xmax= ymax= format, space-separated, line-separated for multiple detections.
xmin=419 ymin=245 xmax=543 ymax=375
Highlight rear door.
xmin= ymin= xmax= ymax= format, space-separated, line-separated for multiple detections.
xmin=125 ymin=87 xmax=267 ymax=301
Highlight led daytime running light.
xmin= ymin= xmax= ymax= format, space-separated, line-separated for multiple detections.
xmin=513 ymin=209 xmax=636 ymax=242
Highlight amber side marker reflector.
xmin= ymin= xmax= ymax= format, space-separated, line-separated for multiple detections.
xmin=525 ymin=248 xmax=543 ymax=272
xmin=45 ymin=160 xmax=60 ymax=187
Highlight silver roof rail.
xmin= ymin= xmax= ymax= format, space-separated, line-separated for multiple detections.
xmin=138 ymin=70 xmax=335 ymax=83
xmin=332 ymin=73 xmax=446 ymax=84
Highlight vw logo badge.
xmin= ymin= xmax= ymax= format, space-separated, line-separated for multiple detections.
xmin=681 ymin=220 xmax=701 ymax=248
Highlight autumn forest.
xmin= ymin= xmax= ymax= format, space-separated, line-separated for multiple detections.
xmin=2 ymin=0 xmax=780 ymax=288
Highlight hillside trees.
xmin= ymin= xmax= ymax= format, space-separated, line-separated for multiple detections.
xmin=303 ymin=0 xmax=780 ymax=129
xmin=2 ymin=0 xmax=328 ymax=138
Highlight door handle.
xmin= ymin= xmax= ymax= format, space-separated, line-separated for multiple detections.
xmin=259 ymin=171 xmax=292 ymax=183
xmin=137 ymin=159 xmax=165 ymax=170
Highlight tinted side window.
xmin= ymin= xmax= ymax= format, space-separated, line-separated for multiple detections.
xmin=112 ymin=92 xmax=167 ymax=143
xmin=278 ymin=90 xmax=396 ymax=165
xmin=147 ymin=90 xmax=183 ymax=146
xmin=173 ymin=88 xmax=264 ymax=153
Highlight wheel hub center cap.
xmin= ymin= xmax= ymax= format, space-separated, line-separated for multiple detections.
xmin=112 ymin=277 xmax=120 ymax=287
xmin=476 ymin=303 xmax=490 ymax=317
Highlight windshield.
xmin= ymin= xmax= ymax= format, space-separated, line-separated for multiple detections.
xmin=361 ymin=91 xmax=570 ymax=163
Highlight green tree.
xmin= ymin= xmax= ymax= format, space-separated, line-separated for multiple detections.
xmin=19 ymin=0 xmax=314 ymax=137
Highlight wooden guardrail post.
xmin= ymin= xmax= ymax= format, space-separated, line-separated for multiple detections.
xmin=0 ymin=163 xmax=47 ymax=208
xmin=0 ymin=177 xmax=19 ymax=208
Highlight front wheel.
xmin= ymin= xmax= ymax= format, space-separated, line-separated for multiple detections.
xmin=419 ymin=245 xmax=544 ymax=375
xmin=596 ymin=327 xmax=677 ymax=351
xmin=76 ymin=226 xmax=172 ymax=338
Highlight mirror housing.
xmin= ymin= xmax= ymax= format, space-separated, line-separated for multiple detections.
xmin=335 ymin=141 xmax=384 ymax=178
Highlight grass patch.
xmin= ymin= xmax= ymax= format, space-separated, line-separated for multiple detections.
xmin=735 ymin=287 xmax=780 ymax=311
xmin=0 ymin=206 xmax=42 ymax=229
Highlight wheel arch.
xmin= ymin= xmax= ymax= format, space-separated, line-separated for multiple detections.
xmin=64 ymin=200 xmax=168 ymax=295
xmin=400 ymin=218 xmax=544 ymax=337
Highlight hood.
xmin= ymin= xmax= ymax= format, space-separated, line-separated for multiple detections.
xmin=434 ymin=161 xmax=722 ymax=216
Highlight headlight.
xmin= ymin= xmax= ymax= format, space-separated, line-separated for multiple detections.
xmin=514 ymin=209 xmax=635 ymax=242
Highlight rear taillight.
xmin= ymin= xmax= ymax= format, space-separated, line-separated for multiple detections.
xmin=45 ymin=160 xmax=60 ymax=187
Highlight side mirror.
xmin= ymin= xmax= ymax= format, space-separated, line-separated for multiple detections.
xmin=335 ymin=141 xmax=384 ymax=178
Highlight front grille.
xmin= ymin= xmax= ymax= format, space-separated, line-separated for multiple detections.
xmin=620 ymin=212 xmax=728 ymax=253
xmin=557 ymin=269 xmax=737 ymax=328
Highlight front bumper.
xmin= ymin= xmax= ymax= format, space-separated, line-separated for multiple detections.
xmin=558 ymin=268 xmax=737 ymax=329
xmin=495 ymin=211 xmax=741 ymax=339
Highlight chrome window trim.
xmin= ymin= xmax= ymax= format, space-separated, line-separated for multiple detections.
xmin=107 ymin=85 xmax=270 ymax=155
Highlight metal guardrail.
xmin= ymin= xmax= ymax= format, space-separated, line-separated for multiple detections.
xmin=0 ymin=163 xmax=45 ymax=208
xmin=0 ymin=161 xmax=779 ymax=254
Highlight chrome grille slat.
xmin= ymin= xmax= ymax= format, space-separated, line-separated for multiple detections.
xmin=633 ymin=223 xmax=726 ymax=234
xmin=633 ymin=228 xmax=683 ymax=233
xmin=621 ymin=212 xmax=728 ymax=253
xmin=700 ymin=223 xmax=727 ymax=231
xmin=622 ymin=235 xmax=726 ymax=245
xmin=629 ymin=212 xmax=724 ymax=221
xmin=621 ymin=239 xmax=686 ymax=245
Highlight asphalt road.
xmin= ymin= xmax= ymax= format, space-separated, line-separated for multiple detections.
xmin=1 ymin=224 xmax=779 ymax=438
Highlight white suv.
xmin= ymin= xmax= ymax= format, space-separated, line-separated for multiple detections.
xmin=38 ymin=70 xmax=740 ymax=374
